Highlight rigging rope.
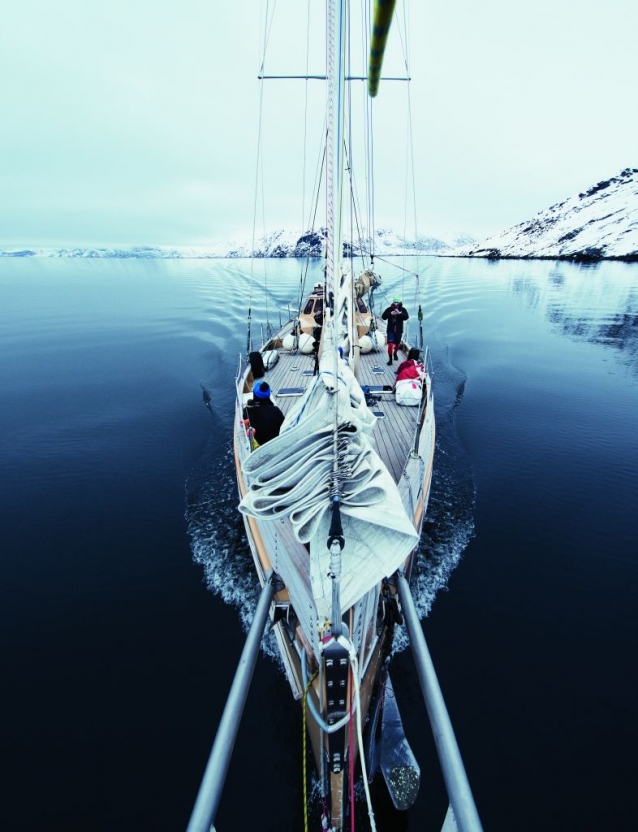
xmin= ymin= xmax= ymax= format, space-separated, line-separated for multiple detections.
xmin=362 ymin=0 xmax=375 ymax=259
xmin=372 ymin=253 xmax=419 ymax=279
xmin=344 ymin=640 xmax=377 ymax=832
xmin=297 ymin=139 xmax=326 ymax=317
xmin=343 ymin=143 xmax=369 ymax=267
xmin=366 ymin=74 xmax=375 ymax=260
xmin=349 ymin=680 xmax=355 ymax=832
xmin=300 ymin=0 xmax=311 ymax=238
xmin=302 ymin=667 xmax=318 ymax=832
xmin=395 ymin=0 xmax=421 ymax=314
xmin=249 ymin=0 xmax=276 ymax=352
xmin=296 ymin=0 xmax=313 ymax=320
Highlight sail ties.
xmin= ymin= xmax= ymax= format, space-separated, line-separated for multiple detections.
xmin=327 ymin=495 xmax=345 ymax=556
xmin=327 ymin=495 xmax=345 ymax=638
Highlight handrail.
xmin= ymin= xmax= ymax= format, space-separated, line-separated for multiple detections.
xmin=235 ymin=354 xmax=252 ymax=455
xmin=186 ymin=575 xmax=276 ymax=832
xmin=410 ymin=345 xmax=432 ymax=455
xmin=397 ymin=574 xmax=483 ymax=832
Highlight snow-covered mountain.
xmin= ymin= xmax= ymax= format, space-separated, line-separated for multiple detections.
xmin=0 ymin=229 xmax=473 ymax=259
xmin=0 ymin=244 xmax=232 ymax=259
xmin=5 ymin=170 xmax=637 ymax=262
xmin=456 ymin=168 xmax=638 ymax=262
xmin=223 ymin=227 xmax=474 ymax=258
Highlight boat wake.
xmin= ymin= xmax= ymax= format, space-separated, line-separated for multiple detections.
xmin=185 ymin=430 xmax=279 ymax=660
xmin=393 ymin=357 xmax=475 ymax=652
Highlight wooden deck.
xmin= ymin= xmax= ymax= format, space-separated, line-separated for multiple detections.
xmin=234 ymin=334 xmax=436 ymax=686
xmin=256 ymin=345 xmax=426 ymax=484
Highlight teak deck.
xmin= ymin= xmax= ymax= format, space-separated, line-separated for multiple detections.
xmin=258 ymin=346 xmax=425 ymax=484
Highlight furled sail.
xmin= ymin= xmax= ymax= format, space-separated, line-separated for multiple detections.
xmin=239 ymin=340 xmax=419 ymax=622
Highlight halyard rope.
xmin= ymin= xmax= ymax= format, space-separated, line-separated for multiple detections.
xmin=336 ymin=636 xmax=377 ymax=832
xmin=303 ymin=668 xmax=318 ymax=832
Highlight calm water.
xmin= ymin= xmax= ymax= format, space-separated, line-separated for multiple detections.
xmin=1 ymin=256 xmax=637 ymax=831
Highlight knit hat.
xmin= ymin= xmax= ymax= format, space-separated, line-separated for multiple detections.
xmin=253 ymin=381 xmax=271 ymax=399
xmin=393 ymin=296 xmax=401 ymax=303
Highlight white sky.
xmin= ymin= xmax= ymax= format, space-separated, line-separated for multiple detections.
xmin=1 ymin=0 xmax=636 ymax=247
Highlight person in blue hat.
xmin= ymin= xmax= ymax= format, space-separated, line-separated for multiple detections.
xmin=381 ymin=296 xmax=409 ymax=364
xmin=245 ymin=381 xmax=285 ymax=446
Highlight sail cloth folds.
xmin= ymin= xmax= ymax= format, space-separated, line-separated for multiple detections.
xmin=239 ymin=353 xmax=419 ymax=620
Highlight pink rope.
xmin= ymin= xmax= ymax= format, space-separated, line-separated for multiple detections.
xmin=349 ymin=668 xmax=355 ymax=832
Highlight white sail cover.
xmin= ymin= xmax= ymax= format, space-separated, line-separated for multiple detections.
xmin=239 ymin=343 xmax=419 ymax=622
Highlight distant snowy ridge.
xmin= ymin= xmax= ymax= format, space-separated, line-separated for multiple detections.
xmin=0 ymin=228 xmax=473 ymax=259
xmin=223 ymin=227 xmax=474 ymax=258
xmin=455 ymin=168 xmax=638 ymax=262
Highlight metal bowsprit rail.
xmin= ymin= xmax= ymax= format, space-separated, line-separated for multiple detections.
xmin=397 ymin=573 xmax=484 ymax=832
xmin=186 ymin=574 xmax=276 ymax=832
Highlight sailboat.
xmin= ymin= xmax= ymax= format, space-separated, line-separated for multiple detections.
xmin=189 ymin=2 xmax=482 ymax=831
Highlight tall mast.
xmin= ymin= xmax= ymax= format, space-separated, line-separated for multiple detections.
xmin=325 ymin=0 xmax=347 ymax=639
xmin=325 ymin=0 xmax=346 ymax=300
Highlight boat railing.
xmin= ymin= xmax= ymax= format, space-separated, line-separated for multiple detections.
xmin=397 ymin=573 xmax=484 ymax=832
xmin=411 ymin=345 xmax=433 ymax=454
xmin=425 ymin=345 xmax=434 ymax=397
xmin=235 ymin=354 xmax=253 ymax=455
xmin=186 ymin=574 xmax=277 ymax=832
xmin=188 ymin=570 xmax=483 ymax=832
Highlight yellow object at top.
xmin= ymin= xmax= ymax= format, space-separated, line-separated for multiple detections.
xmin=367 ymin=0 xmax=397 ymax=98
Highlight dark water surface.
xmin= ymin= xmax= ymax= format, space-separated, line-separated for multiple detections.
xmin=1 ymin=257 xmax=637 ymax=831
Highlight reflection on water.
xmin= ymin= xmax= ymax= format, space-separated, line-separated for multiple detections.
xmin=185 ymin=256 xmax=638 ymax=641
xmin=2 ymin=255 xmax=637 ymax=832
xmin=510 ymin=262 xmax=638 ymax=372
xmin=186 ymin=259 xmax=479 ymax=640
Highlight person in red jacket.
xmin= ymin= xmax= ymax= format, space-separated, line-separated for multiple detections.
xmin=395 ymin=347 xmax=424 ymax=387
xmin=395 ymin=347 xmax=422 ymax=379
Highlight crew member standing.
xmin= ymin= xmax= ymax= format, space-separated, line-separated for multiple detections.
xmin=381 ymin=297 xmax=409 ymax=364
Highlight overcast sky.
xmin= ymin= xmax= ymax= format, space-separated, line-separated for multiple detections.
xmin=1 ymin=0 xmax=636 ymax=248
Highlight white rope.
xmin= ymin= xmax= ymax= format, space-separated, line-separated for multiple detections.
xmin=338 ymin=636 xmax=377 ymax=832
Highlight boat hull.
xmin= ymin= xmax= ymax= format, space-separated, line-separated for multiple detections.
xmin=233 ymin=318 xmax=435 ymax=828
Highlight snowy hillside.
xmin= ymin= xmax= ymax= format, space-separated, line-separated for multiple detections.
xmin=0 ymin=229 xmax=473 ymax=259
xmin=225 ymin=227 xmax=474 ymax=258
xmin=0 ymin=244 xmax=236 ymax=259
xmin=457 ymin=168 xmax=638 ymax=262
